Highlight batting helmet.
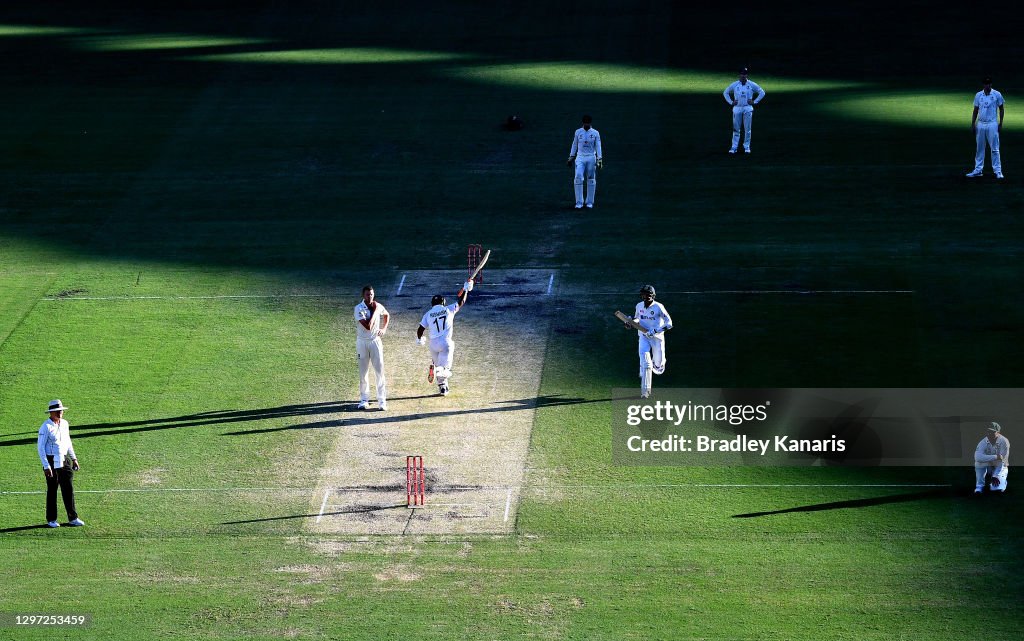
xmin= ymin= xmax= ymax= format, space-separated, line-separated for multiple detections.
xmin=431 ymin=294 xmax=446 ymax=306
xmin=640 ymin=284 xmax=656 ymax=298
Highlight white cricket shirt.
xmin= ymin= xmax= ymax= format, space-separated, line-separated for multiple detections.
xmin=569 ymin=127 xmax=602 ymax=158
xmin=354 ymin=300 xmax=388 ymax=341
xmin=723 ymin=80 xmax=764 ymax=107
xmin=633 ymin=301 xmax=673 ymax=334
xmin=974 ymin=89 xmax=1004 ymax=123
xmin=420 ymin=303 xmax=459 ymax=340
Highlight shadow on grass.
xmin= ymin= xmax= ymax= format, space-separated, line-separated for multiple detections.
xmin=0 ymin=394 xmax=608 ymax=446
xmin=221 ymin=394 xmax=611 ymax=435
xmin=731 ymin=487 xmax=956 ymax=518
xmin=221 ymin=503 xmax=406 ymax=525
xmin=0 ymin=524 xmax=53 ymax=533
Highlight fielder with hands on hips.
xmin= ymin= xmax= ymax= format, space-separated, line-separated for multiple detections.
xmin=417 ymin=279 xmax=472 ymax=396
xmin=629 ymin=285 xmax=673 ymax=399
xmin=974 ymin=422 xmax=1010 ymax=494
xmin=566 ymin=114 xmax=603 ymax=209
xmin=354 ymin=285 xmax=389 ymax=411
xmin=966 ymin=77 xmax=1005 ymax=179
xmin=723 ymin=67 xmax=765 ymax=154
xmin=37 ymin=399 xmax=85 ymax=528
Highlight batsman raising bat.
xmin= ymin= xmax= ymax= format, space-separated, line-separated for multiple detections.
xmin=417 ymin=277 xmax=474 ymax=396
xmin=616 ymin=284 xmax=673 ymax=399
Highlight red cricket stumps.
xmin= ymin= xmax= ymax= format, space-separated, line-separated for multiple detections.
xmin=406 ymin=455 xmax=424 ymax=507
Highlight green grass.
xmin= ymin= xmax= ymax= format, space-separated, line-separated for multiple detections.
xmin=1 ymin=2 xmax=1023 ymax=640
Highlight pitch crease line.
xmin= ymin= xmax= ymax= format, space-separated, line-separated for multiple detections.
xmin=396 ymin=274 xmax=406 ymax=296
xmin=503 ymin=489 xmax=513 ymax=522
xmin=315 ymin=489 xmax=330 ymax=524
xmin=546 ymin=273 xmax=555 ymax=296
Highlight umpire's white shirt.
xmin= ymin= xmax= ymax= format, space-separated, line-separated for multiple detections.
xmin=974 ymin=89 xmax=1004 ymax=123
xmin=38 ymin=417 xmax=76 ymax=470
xmin=723 ymin=80 xmax=764 ymax=107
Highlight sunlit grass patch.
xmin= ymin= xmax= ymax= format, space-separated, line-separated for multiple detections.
xmin=184 ymin=47 xmax=474 ymax=64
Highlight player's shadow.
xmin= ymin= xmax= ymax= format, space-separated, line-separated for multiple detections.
xmin=0 ymin=524 xmax=54 ymax=533
xmin=0 ymin=399 xmax=420 ymax=447
xmin=731 ymin=487 xmax=954 ymax=518
xmin=220 ymin=504 xmax=406 ymax=525
xmin=221 ymin=394 xmax=610 ymax=435
xmin=0 ymin=394 xmax=608 ymax=445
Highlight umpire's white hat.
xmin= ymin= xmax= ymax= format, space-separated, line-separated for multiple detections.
xmin=47 ymin=399 xmax=69 ymax=413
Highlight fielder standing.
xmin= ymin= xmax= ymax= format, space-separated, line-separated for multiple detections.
xmin=354 ymin=285 xmax=389 ymax=411
xmin=627 ymin=285 xmax=673 ymax=399
xmin=966 ymin=77 xmax=1005 ymax=179
xmin=974 ymin=422 xmax=1010 ymax=493
xmin=416 ymin=278 xmax=473 ymax=396
xmin=567 ymin=115 xmax=603 ymax=209
xmin=723 ymin=68 xmax=765 ymax=154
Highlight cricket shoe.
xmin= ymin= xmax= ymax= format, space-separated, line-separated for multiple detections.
xmin=439 ymin=385 xmax=449 ymax=397
xmin=427 ymin=364 xmax=434 ymax=383
xmin=744 ymin=148 xmax=751 ymax=154
xmin=574 ymin=204 xmax=583 ymax=209
xmin=640 ymin=391 xmax=650 ymax=399
xmin=379 ymin=401 xmax=388 ymax=411
xmin=728 ymin=148 xmax=737 ymax=154
xmin=68 ymin=518 xmax=85 ymax=526
xmin=47 ymin=521 xmax=60 ymax=528
xmin=357 ymin=400 xmax=369 ymax=410
xmin=996 ymin=172 xmax=1005 ymax=179
xmin=965 ymin=170 xmax=983 ymax=178
xmin=585 ymin=203 xmax=594 ymax=209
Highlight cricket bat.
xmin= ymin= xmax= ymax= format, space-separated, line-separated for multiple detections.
xmin=614 ymin=310 xmax=646 ymax=332
xmin=469 ymin=249 xmax=491 ymax=281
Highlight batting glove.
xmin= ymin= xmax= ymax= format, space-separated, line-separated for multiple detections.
xmin=597 ymin=158 xmax=604 ymax=170
xmin=416 ymin=336 xmax=426 ymax=346
xmin=567 ymin=157 xmax=575 ymax=166
xmin=645 ymin=330 xmax=657 ymax=338
xmin=464 ymin=279 xmax=474 ymax=292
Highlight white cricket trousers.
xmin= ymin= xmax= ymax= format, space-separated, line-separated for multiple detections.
xmin=574 ymin=156 xmax=597 ymax=207
xmin=731 ymin=105 xmax=754 ymax=151
xmin=356 ymin=337 xmax=387 ymax=403
xmin=975 ymin=462 xmax=1008 ymax=492
xmin=973 ymin=121 xmax=1002 ymax=174
xmin=429 ymin=336 xmax=455 ymax=386
xmin=638 ymin=334 xmax=666 ymax=395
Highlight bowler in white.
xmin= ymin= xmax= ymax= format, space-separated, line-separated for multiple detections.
xmin=723 ymin=68 xmax=765 ymax=154
xmin=966 ymin=77 xmax=1005 ymax=179
xmin=354 ymin=285 xmax=389 ymax=410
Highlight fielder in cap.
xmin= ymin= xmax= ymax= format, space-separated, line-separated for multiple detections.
xmin=974 ymin=422 xmax=1010 ymax=493
xmin=627 ymin=285 xmax=673 ymax=398
xmin=723 ymin=67 xmax=765 ymax=154
xmin=566 ymin=115 xmax=603 ymax=209
xmin=966 ymin=77 xmax=1005 ymax=179
xmin=417 ymin=278 xmax=473 ymax=396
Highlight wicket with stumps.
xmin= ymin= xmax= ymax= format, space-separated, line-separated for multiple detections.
xmin=406 ymin=455 xmax=425 ymax=507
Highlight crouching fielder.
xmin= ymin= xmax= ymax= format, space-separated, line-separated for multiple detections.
xmin=628 ymin=284 xmax=672 ymax=399
xmin=975 ymin=422 xmax=1010 ymax=494
xmin=417 ymin=279 xmax=473 ymax=396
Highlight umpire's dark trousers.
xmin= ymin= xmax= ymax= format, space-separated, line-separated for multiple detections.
xmin=45 ymin=455 xmax=78 ymax=523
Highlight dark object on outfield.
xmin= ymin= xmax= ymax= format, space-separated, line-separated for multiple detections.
xmin=503 ymin=115 xmax=524 ymax=131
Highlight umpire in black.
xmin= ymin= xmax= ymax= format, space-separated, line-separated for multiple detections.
xmin=37 ymin=399 xmax=85 ymax=528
